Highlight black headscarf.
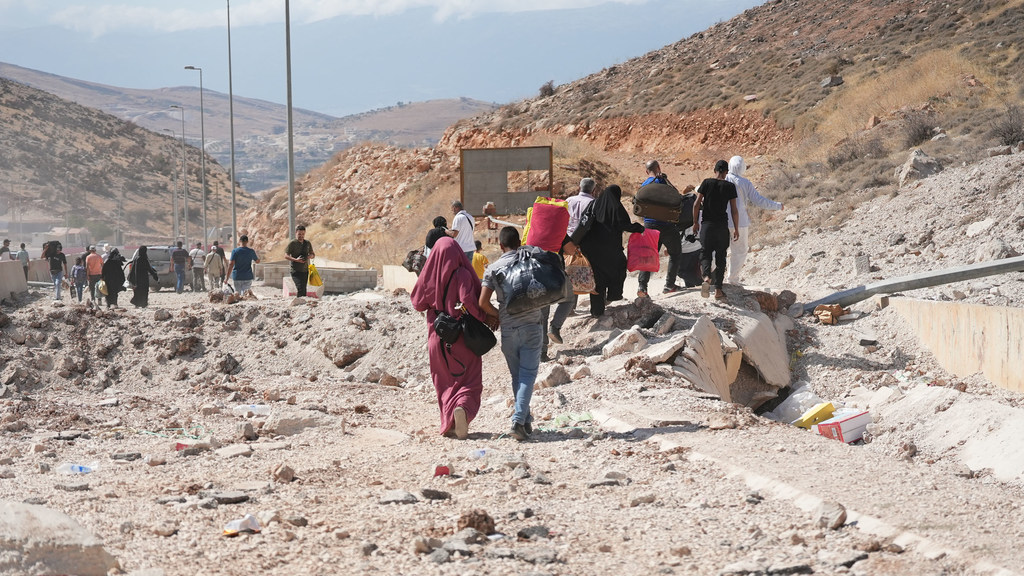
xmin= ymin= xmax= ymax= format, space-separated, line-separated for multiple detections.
xmin=133 ymin=245 xmax=150 ymax=269
xmin=591 ymin=185 xmax=637 ymax=232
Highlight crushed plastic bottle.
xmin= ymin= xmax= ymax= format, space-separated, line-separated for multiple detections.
xmin=223 ymin=514 xmax=261 ymax=536
xmin=231 ymin=404 xmax=271 ymax=416
xmin=56 ymin=462 xmax=99 ymax=475
xmin=468 ymin=448 xmax=492 ymax=460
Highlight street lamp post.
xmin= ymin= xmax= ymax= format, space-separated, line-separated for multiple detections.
xmin=226 ymin=0 xmax=238 ymax=247
xmin=161 ymin=128 xmax=180 ymax=242
xmin=285 ymin=0 xmax=296 ymax=235
xmin=184 ymin=65 xmax=207 ymax=247
xmin=170 ymin=105 xmax=189 ymax=248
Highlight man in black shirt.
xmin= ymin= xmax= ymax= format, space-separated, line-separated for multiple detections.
xmin=285 ymin=225 xmax=315 ymax=297
xmin=692 ymin=160 xmax=740 ymax=300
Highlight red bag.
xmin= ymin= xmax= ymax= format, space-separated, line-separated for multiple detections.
xmin=627 ymin=229 xmax=660 ymax=272
xmin=523 ymin=198 xmax=570 ymax=253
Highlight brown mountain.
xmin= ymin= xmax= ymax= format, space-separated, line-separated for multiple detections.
xmin=0 ymin=77 xmax=239 ymax=246
xmin=241 ymin=0 xmax=1024 ymax=265
xmin=0 ymin=62 xmax=498 ymax=194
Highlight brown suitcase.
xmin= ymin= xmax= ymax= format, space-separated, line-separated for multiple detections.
xmin=633 ymin=182 xmax=681 ymax=221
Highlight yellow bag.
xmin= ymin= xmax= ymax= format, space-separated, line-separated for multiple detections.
xmin=307 ymin=262 xmax=323 ymax=287
xmin=97 ymin=279 xmax=108 ymax=296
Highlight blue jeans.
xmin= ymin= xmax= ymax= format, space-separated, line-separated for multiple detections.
xmin=74 ymin=282 xmax=85 ymax=302
xmin=174 ymin=264 xmax=186 ymax=293
xmin=51 ymin=271 xmax=63 ymax=299
xmin=551 ymin=294 xmax=576 ymax=332
xmin=500 ymin=323 xmax=542 ymax=426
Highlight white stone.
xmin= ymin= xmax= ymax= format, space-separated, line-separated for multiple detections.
xmin=601 ymin=328 xmax=647 ymax=358
xmin=0 ymin=501 xmax=118 ymax=575
xmin=215 ymin=444 xmax=253 ymax=459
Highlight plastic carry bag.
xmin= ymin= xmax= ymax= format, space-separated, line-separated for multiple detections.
xmin=97 ymin=279 xmax=108 ymax=296
xmin=626 ymin=228 xmax=661 ymax=272
xmin=496 ymin=245 xmax=570 ymax=315
xmin=307 ymin=261 xmax=323 ymax=287
xmin=564 ymin=251 xmax=595 ymax=295
xmin=523 ymin=197 xmax=570 ymax=253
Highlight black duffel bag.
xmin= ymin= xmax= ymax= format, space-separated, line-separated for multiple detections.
xmin=495 ymin=245 xmax=571 ymax=316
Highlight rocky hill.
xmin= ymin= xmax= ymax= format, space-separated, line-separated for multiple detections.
xmin=237 ymin=0 xmax=1024 ymax=268
xmin=0 ymin=61 xmax=498 ymax=194
xmin=0 ymin=77 xmax=238 ymax=245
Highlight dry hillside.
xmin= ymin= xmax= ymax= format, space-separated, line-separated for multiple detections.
xmin=239 ymin=0 xmax=1024 ymax=267
xmin=0 ymin=78 xmax=238 ymax=244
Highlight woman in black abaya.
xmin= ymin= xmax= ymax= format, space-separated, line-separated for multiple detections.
xmin=571 ymin=185 xmax=644 ymax=317
xmin=101 ymin=248 xmax=127 ymax=309
xmin=129 ymin=246 xmax=159 ymax=308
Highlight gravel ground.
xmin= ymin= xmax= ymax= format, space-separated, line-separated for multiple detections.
xmin=1 ymin=151 xmax=1023 ymax=576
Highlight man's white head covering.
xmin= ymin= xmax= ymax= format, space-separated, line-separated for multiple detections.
xmin=728 ymin=156 xmax=746 ymax=178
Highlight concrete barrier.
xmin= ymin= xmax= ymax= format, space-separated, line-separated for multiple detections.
xmin=382 ymin=265 xmax=417 ymax=292
xmin=261 ymin=261 xmax=377 ymax=294
xmin=0 ymin=260 xmax=28 ymax=298
xmin=891 ymin=298 xmax=1024 ymax=392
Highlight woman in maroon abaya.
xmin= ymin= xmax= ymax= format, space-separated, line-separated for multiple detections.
xmin=411 ymin=237 xmax=485 ymax=439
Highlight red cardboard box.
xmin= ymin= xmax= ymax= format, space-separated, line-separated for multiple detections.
xmin=816 ymin=409 xmax=871 ymax=443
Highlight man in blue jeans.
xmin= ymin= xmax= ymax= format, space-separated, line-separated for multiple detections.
xmin=225 ymin=235 xmax=260 ymax=294
xmin=479 ymin=226 xmax=543 ymax=442
xmin=170 ymin=241 xmax=189 ymax=294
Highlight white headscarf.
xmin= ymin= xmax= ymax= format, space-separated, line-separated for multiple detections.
xmin=728 ymin=156 xmax=746 ymax=178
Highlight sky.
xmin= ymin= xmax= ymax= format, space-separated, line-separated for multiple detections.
xmin=0 ymin=0 xmax=763 ymax=117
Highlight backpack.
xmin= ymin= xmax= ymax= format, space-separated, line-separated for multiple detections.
xmin=678 ymin=193 xmax=696 ymax=230
xmin=633 ymin=182 xmax=682 ymax=222
xmin=403 ymin=248 xmax=427 ymax=275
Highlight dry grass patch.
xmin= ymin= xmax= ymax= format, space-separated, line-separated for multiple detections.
xmin=808 ymin=49 xmax=983 ymax=146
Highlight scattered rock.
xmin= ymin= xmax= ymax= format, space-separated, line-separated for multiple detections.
xmin=379 ymin=490 xmax=418 ymax=505
xmin=457 ymin=509 xmax=495 ymax=534
xmin=536 ymin=364 xmax=570 ymax=389
xmin=816 ymin=501 xmax=847 ymax=530
xmin=420 ymin=488 xmax=450 ymax=501
xmin=271 ymin=463 xmax=295 ymax=483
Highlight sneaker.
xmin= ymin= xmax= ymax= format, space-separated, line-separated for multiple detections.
xmin=714 ymin=289 xmax=727 ymax=300
xmin=701 ymin=280 xmax=711 ymax=299
xmin=548 ymin=329 xmax=563 ymax=345
xmin=662 ymin=285 xmax=680 ymax=294
xmin=524 ymin=421 xmax=533 ymax=435
xmin=453 ymin=407 xmax=468 ymax=440
xmin=637 ymin=289 xmax=649 ymax=299
xmin=510 ymin=422 xmax=529 ymax=442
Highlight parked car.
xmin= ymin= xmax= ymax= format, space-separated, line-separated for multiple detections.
xmin=127 ymin=245 xmax=177 ymax=292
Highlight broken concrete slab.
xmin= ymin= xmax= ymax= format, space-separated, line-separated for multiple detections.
xmin=602 ymin=328 xmax=647 ymax=358
xmin=673 ymin=316 xmax=732 ymax=401
xmin=730 ymin=309 xmax=791 ymax=390
xmin=635 ymin=332 xmax=687 ymax=364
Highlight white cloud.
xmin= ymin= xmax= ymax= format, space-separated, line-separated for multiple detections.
xmin=25 ymin=0 xmax=649 ymax=36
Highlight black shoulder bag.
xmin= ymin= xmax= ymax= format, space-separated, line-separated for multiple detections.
xmin=433 ymin=271 xmax=497 ymax=356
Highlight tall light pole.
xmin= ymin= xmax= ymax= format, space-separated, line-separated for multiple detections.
xmin=170 ymin=104 xmax=189 ymax=247
xmin=285 ymin=0 xmax=296 ymax=235
xmin=184 ymin=65 xmax=207 ymax=247
xmin=161 ymin=128 xmax=180 ymax=242
xmin=226 ymin=0 xmax=238 ymax=247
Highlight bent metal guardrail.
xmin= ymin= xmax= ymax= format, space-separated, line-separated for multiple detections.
xmin=804 ymin=255 xmax=1024 ymax=310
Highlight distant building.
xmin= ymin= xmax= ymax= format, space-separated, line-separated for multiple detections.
xmin=31 ymin=227 xmax=92 ymax=250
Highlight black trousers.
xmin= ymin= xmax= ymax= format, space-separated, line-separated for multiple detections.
xmin=292 ymin=268 xmax=308 ymax=297
xmin=699 ymin=222 xmax=731 ymax=289
xmin=637 ymin=220 xmax=681 ymax=292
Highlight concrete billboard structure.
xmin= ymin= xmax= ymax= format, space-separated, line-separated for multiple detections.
xmin=460 ymin=146 xmax=553 ymax=216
